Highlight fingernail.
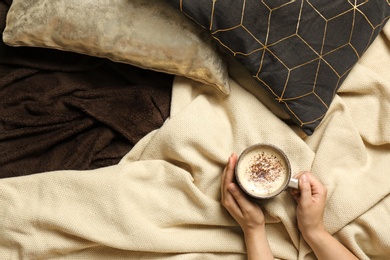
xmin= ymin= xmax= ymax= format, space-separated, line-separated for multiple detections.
xmin=301 ymin=174 xmax=308 ymax=182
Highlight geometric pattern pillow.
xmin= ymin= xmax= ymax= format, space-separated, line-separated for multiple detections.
xmin=166 ymin=0 xmax=390 ymax=135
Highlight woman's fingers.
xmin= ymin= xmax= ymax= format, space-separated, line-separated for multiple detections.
xmin=221 ymin=154 xmax=236 ymax=199
xmin=227 ymin=182 xmax=255 ymax=213
xmin=290 ymin=171 xmax=312 ymax=201
xmin=290 ymin=171 xmax=327 ymax=205
xmin=225 ymin=153 xmax=237 ymax=183
xmin=221 ymin=154 xmax=242 ymax=216
xmin=297 ymin=173 xmax=312 ymax=205
xmin=290 ymin=172 xmax=305 ymax=197
xmin=225 ymin=183 xmax=244 ymax=218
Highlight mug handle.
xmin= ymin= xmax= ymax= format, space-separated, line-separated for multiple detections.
xmin=288 ymin=178 xmax=299 ymax=189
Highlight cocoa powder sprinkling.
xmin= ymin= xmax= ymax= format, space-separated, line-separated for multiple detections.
xmin=245 ymin=151 xmax=284 ymax=194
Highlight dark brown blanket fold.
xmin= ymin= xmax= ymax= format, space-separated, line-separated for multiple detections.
xmin=0 ymin=1 xmax=173 ymax=178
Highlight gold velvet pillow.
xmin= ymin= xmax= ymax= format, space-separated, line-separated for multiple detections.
xmin=2 ymin=0 xmax=230 ymax=94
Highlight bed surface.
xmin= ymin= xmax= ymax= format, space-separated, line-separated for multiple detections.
xmin=1 ymin=1 xmax=390 ymax=259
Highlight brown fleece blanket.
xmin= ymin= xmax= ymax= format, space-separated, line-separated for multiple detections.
xmin=0 ymin=1 xmax=173 ymax=178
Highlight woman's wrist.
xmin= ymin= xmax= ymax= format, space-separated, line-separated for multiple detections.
xmin=244 ymin=228 xmax=265 ymax=241
xmin=243 ymin=225 xmax=274 ymax=260
xmin=302 ymin=227 xmax=330 ymax=248
xmin=301 ymin=227 xmax=359 ymax=259
xmin=243 ymin=223 xmax=266 ymax=239
xmin=299 ymin=222 xmax=326 ymax=242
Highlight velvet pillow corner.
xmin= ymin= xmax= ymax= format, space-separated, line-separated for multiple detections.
xmin=2 ymin=0 xmax=231 ymax=95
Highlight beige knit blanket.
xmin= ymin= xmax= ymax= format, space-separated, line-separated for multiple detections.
xmin=1 ymin=24 xmax=389 ymax=260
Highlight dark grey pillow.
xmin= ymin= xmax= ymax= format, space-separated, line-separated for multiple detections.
xmin=166 ymin=0 xmax=390 ymax=135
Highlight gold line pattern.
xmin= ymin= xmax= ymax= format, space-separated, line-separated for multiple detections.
xmin=176 ymin=0 xmax=390 ymax=134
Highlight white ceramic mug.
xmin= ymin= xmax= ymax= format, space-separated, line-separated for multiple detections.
xmin=235 ymin=143 xmax=298 ymax=199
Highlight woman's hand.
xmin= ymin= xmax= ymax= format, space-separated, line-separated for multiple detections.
xmin=290 ymin=171 xmax=327 ymax=240
xmin=221 ymin=153 xmax=273 ymax=260
xmin=290 ymin=172 xmax=358 ymax=260
xmin=221 ymin=153 xmax=265 ymax=234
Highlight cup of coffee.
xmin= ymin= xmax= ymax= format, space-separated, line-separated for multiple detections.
xmin=235 ymin=143 xmax=298 ymax=199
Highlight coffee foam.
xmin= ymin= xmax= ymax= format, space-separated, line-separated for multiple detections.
xmin=236 ymin=146 xmax=289 ymax=197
